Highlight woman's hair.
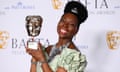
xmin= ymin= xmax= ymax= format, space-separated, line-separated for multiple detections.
xmin=64 ymin=1 xmax=88 ymax=27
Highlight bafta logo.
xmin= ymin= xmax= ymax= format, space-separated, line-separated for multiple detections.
xmin=52 ymin=0 xmax=63 ymax=9
xmin=106 ymin=31 xmax=120 ymax=50
xmin=0 ymin=31 xmax=9 ymax=49
xmin=25 ymin=15 xmax=43 ymax=49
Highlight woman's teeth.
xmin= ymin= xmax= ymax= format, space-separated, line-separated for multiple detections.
xmin=61 ymin=29 xmax=67 ymax=34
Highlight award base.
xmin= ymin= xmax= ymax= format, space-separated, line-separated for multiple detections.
xmin=28 ymin=41 xmax=38 ymax=50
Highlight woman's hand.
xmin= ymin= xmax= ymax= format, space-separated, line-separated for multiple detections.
xmin=31 ymin=57 xmax=37 ymax=62
xmin=56 ymin=67 xmax=67 ymax=72
xmin=26 ymin=43 xmax=46 ymax=62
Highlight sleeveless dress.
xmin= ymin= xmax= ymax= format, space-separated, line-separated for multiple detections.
xmin=36 ymin=45 xmax=87 ymax=72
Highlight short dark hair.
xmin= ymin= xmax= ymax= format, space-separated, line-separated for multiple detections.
xmin=64 ymin=1 xmax=88 ymax=27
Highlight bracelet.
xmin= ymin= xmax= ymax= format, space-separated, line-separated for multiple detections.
xmin=31 ymin=61 xmax=47 ymax=65
xmin=39 ymin=60 xmax=47 ymax=64
xmin=38 ymin=60 xmax=47 ymax=66
xmin=31 ymin=61 xmax=37 ymax=65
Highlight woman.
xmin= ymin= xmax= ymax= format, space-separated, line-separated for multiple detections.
xmin=26 ymin=1 xmax=88 ymax=72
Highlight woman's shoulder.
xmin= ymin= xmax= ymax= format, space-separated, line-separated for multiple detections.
xmin=69 ymin=42 xmax=80 ymax=51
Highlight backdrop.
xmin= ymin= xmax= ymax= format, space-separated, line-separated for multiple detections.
xmin=0 ymin=0 xmax=120 ymax=72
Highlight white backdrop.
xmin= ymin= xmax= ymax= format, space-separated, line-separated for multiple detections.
xmin=0 ymin=0 xmax=120 ymax=72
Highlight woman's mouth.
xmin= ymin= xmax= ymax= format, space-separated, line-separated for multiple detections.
xmin=60 ymin=29 xmax=67 ymax=34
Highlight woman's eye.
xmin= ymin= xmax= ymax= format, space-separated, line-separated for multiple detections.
xmin=70 ymin=24 xmax=76 ymax=27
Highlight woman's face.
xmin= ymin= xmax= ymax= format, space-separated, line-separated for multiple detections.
xmin=57 ymin=13 xmax=79 ymax=39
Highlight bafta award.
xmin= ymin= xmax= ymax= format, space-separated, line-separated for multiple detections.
xmin=25 ymin=15 xmax=43 ymax=49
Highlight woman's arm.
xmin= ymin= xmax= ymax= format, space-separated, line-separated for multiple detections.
xmin=29 ymin=54 xmax=53 ymax=72
xmin=30 ymin=58 xmax=37 ymax=72
xmin=41 ymin=62 xmax=53 ymax=72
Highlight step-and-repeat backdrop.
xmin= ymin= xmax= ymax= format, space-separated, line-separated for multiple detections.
xmin=0 ymin=0 xmax=120 ymax=72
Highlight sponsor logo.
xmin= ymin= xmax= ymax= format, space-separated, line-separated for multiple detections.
xmin=77 ymin=45 xmax=88 ymax=49
xmin=0 ymin=30 xmax=9 ymax=49
xmin=4 ymin=1 xmax=35 ymax=10
xmin=106 ymin=31 xmax=120 ymax=50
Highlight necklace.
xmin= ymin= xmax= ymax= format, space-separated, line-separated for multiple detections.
xmin=48 ymin=42 xmax=70 ymax=62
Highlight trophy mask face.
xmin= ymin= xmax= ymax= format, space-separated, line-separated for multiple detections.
xmin=26 ymin=16 xmax=43 ymax=37
xmin=107 ymin=31 xmax=120 ymax=49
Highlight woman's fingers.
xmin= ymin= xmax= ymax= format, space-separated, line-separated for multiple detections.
xmin=26 ymin=48 xmax=36 ymax=55
xmin=38 ymin=42 xmax=42 ymax=50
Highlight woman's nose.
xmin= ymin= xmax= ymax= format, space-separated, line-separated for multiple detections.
xmin=63 ymin=22 xmax=68 ymax=28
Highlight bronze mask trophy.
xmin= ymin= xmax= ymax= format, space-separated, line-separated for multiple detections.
xmin=25 ymin=15 xmax=43 ymax=49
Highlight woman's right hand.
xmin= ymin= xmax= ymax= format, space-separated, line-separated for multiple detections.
xmin=26 ymin=42 xmax=46 ymax=62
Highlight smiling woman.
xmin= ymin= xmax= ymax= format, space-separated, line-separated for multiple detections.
xmin=26 ymin=1 xmax=88 ymax=72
